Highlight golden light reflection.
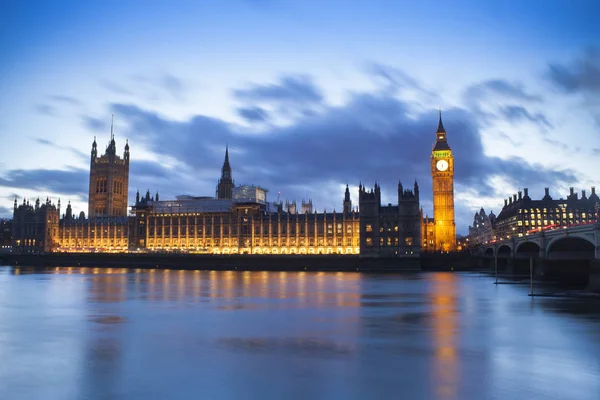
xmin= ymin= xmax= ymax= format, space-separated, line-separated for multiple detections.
xmin=430 ymin=272 xmax=459 ymax=399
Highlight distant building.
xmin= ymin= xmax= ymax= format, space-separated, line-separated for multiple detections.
xmin=467 ymin=208 xmax=496 ymax=246
xmin=12 ymin=197 xmax=59 ymax=253
xmin=0 ymin=219 xmax=12 ymax=249
xmin=358 ymin=181 xmax=421 ymax=257
xmin=493 ymin=187 xmax=600 ymax=240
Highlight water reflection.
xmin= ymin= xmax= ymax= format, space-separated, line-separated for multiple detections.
xmin=1 ymin=266 xmax=600 ymax=400
xmin=429 ymin=273 xmax=459 ymax=399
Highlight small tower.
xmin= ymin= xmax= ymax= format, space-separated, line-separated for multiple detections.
xmin=343 ymin=184 xmax=352 ymax=213
xmin=216 ymin=145 xmax=234 ymax=199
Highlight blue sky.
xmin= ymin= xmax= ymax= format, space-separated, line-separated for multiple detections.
xmin=1 ymin=0 xmax=599 ymax=233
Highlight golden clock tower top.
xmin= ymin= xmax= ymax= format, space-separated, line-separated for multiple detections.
xmin=433 ymin=111 xmax=451 ymax=152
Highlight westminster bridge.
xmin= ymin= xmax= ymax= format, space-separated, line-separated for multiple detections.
xmin=479 ymin=222 xmax=600 ymax=291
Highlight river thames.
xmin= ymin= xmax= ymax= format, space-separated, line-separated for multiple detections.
xmin=0 ymin=266 xmax=599 ymax=400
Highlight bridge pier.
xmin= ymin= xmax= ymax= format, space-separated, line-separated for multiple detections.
xmin=588 ymin=260 xmax=600 ymax=292
xmin=534 ymin=258 xmax=547 ymax=279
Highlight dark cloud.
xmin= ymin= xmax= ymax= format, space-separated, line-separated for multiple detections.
xmin=111 ymin=85 xmax=578 ymax=232
xmin=547 ymin=48 xmax=600 ymax=94
xmin=161 ymin=74 xmax=187 ymax=100
xmin=233 ymin=75 xmax=323 ymax=106
xmin=465 ymin=79 xmax=541 ymax=103
xmin=34 ymin=137 xmax=88 ymax=162
xmin=34 ymin=104 xmax=56 ymax=116
xmin=367 ymin=63 xmax=437 ymax=100
xmin=499 ymin=105 xmax=552 ymax=129
xmin=546 ymin=138 xmax=569 ymax=151
xmin=82 ymin=115 xmax=108 ymax=132
xmin=237 ymin=106 xmax=270 ymax=122
xmin=496 ymin=132 xmax=521 ymax=147
xmin=48 ymin=95 xmax=81 ymax=106
xmin=100 ymin=80 xmax=133 ymax=96
xmin=130 ymin=160 xmax=173 ymax=180
xmin=0 ymin=167 xmax=89 ymax=198
xmin=0 ymin=205 xmax=10 ymax=216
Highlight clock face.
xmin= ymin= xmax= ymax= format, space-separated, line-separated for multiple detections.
xmin=436 ymin=159 xmax=449 ymax=171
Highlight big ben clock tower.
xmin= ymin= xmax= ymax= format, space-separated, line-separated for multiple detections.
xmin=431 ymin=111 xmax=456 ymax=251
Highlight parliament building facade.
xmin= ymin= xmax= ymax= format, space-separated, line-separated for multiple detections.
xmin=12 ymin=115 xmax=457 ymax=256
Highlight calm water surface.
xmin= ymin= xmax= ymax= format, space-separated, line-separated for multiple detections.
xmin=0 ymin=266 xmax=599 ymax=400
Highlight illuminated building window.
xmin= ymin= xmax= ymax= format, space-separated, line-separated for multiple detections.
xmin=394 ymin=226 xmax=398 ymax=232
xmin=366 ymin=224 xmax=372 ymax=232
xmin=405 ymin=237 xmax=413 ymax=246
xmin=387 ymin=237 xmax=392 ymax=246
xmin=366 ymin=238 xmax=373 ymax=247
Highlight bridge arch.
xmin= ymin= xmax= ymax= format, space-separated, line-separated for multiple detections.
xmin=497 ymin=244 xmax=512 ymax=257
xmin=515 ymin=241 xmax=541 ymax=255
xmin=546 ymin=235 xmax=595 ymax=258
xmin=484 ymin=247 xmax=494 ymax=257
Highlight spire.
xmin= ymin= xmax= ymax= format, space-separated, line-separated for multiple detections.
xmin=436 ymin=109 xmax=445 ymax=133
xmin=110 ymin=114 xmax=114 ymax=141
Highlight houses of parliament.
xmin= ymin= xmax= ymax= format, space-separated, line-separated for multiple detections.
xmin=11 ymin=114 xmax=457 ymax=256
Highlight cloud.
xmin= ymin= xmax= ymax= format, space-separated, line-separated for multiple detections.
xmin=0 ymin=167 xmax=89 ymax=198
xmin=237 ymin=106 xmax=270 ymax=122
xmin=367 ymin=63 xmax=437 ymax=100
xmin=100 ymin=79 xmax=133 ymax=96
xmin=496 ymin=132 xmax=521 ymax=147
xmin=110 ymin=81 xmax=578 ymax=231
xmin=48 ymin=95 xmax=81 ymax=106
xmin=465 ymin=79 xmax=541 ymax=103
xmin=82 ymin=115 xmax=108 ymax=132
xmin=34 ymin=104 xmax=56 ymax=116
xmin=547 ymin=48 xmax=600 ymax=94
xmin=499 ymin=105 xmax=552 ymax=129
xmin=233 ymin=75 xmax=323 ymax=106
xmin=161 ymin=74 xmax=187 ymax=100
xmin=34 ymin=137 xmax=88 ymax=162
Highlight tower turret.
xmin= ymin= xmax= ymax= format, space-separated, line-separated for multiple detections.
xmin=343 ymin=184 xmax=352 ymax=213
xmin=216 ymin=145 xmax=234 ymax=199
xmin=414 ymin=180 xmax=419 ymax=199
xmin=124 ymin=139 xmax=130 ymax=163
xmin=91 ymin=136 xmax=97 ymax=161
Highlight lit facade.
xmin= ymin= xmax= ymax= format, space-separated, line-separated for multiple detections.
xmin=12 ymin=198 xmax=60 ymax=253
xmin=493 ymin=187 xmax=600 ymax=240
xmin=11 ymin=117 xmax=450 ymax=256
xmin=130 ymin=197 xmax=361 ymax=255
xmin=422 ymin=112 xmax=457 ymax=251
xmin=467 ymin=208 xmax=496 ymax=245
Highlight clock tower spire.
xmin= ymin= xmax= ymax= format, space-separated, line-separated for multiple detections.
xmin=430 ymin=111 xmax=456 ymax=251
